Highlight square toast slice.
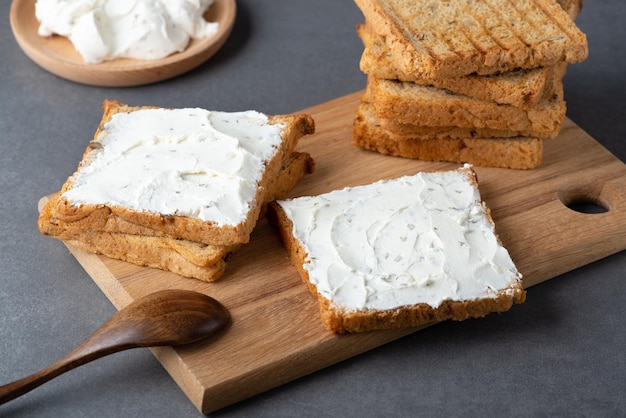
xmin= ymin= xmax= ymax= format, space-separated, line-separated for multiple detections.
xmin=357 ymin=22 xmax=561 ymax=110
xmin=353 ymin=99 xmax=544 ymax=170
xmin=39 ymin=100 xmax=315 ymax=246
xmin=354 ymin=0 xmax=588 ymax=79
xmin=269 ymin=166 xmax=525 ymax=333
xmin=42 ymin=152 xmax=315 ymax=282
xmin=366 ymin=73 xmax=566 ymax=134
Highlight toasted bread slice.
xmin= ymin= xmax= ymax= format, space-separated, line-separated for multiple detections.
xmin=40 ymin=101 xmax=315 ymax=246
xmin=269 ymin=166 xmax=525 ymax=333
xmin=40 ymin=152 xmax=315 ymax=282
xmin=376 ymin=118 xmax=559 ymax=141
xmin=358 ymin=85 xmax=560 ymax=139
xmin=358 ymin=22 xmax=562 ymax=109
xmin=353 ymin=100 xmax=543 ymax=170
xmin=40 ymin=152 xmax=315 ymax=240
xmin=354 ymin=0 xmax=588 ymax=78
xmin=357 ymin=0 xmax=582 ymax=105
xmin=62 ymin=233 xmax=232 ymax=282
xmin=367 ymin=73 xmax=566 ymax=134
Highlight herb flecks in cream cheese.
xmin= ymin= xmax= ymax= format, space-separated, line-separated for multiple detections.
xmin=35 ymin=0 xmax=220 ymax=63
xmin=276 ymin=168 xmax=521 ymax=311
xmin=62 ymin=108 xmax=284 ymax=227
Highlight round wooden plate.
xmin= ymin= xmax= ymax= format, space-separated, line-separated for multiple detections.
xmin=9 ymin=0 xmax=236 ymax=87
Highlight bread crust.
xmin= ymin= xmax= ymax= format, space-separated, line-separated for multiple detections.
xmin=64 ymin=233 xmax=230 ymax=282
xmin=41 ymin=101 xmax=315 ymax=246
xmin=356 ymin=0 xmax=583 ymax=106
xmin=353 ymin=100 xmax=543 ymax=170
xmin=358 ymin=22 xmax=559 ymax=110
xmin=367 ymin=74 xmax=566 ymax=133
xmin=354 ymin=0 xmax=588 ymax=79
xmin=376 ymin=118 xmax=558 ymax=141
xmin=40 ymin=152 xmax=313 ymax=281
xmin=268 ymin=168 xmax=526 ymax=334
xmin=38 ymin=102 xmax=316 ymax=282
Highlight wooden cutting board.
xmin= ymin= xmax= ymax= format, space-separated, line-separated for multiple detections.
xmin=38 ymin=91 xmax=626 ymax=414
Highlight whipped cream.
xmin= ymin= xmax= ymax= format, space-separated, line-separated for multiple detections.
xmin=35 ymin=0 xmax=220 ymax=63
xmin=276 ymin=168 xmax=521 ymax=311
xmin=62 ymin=107 xmax=285 ymax=226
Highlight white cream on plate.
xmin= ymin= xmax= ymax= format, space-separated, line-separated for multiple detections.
xmin=62 ymin=107 xmax=284 ymax=226
xmin=276 ymin=167 xmax=522 ymax=311
xmin=35 ymin=0 xmax=220 ymax=63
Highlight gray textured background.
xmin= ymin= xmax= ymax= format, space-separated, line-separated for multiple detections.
xmin=1 ymin=1 xmax=624 ymax=417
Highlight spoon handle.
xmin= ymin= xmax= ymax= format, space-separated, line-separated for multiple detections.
xmin=0 ymin=330 xmax=136 ymax=405
xmin=0 ymin=290 xmax=229 ymax=405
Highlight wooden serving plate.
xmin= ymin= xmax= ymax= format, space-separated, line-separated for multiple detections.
xmin=10 ymin=0 xmax=236 ymax=87
xmin=38 ymin=91 xmax=626 ymax=413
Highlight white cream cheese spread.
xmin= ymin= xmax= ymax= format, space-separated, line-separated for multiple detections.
xmin=35 ymin=0 xmax=220 ymax=63
xmin=276 ymin=167 xmax=522 ymax=311
xmin=62 ymin=107 xmax=284 ymax=226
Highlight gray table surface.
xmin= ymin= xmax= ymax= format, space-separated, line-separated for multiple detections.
xmin=1 ymin=1 xmax=624 ymax=417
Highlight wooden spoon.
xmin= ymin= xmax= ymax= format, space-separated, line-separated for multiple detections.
xmin=0 ymin=289 xmax=230 ymax=405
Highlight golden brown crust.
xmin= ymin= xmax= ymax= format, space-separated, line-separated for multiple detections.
xmin=42 ymin=101 xmax=315 ymax=246
xmin=40 ymin=197 xmax=238 ymax=268
xmin=264 ymin=152 xmax=316 ymax=203
xmin=40 ymin=155 xmax=312 ymax=281
xmin=318 ymin=291 xmax=526 ymax=334
xmin=39 ymin=127 xmax=315 ymax=281
xmin=356 ymin=0 xmax=583 ymax=105
xmin=353 ymin=100 xmax=543 ymax=170
xmin=357 ymin=22 xmax=559 ymax=110
xmin=40 ymin=152 xmax=315 ymax=244
xmin=354 ymin=0 xmax=588 ymax=79
xmin=64 ymin=233 xmax=230 ymax=282
xmin=376 ymin=118 xmax=559 ymax=140
xmin=366 ymin=75 xmax=566 ymax=133
xmin=351 ymin=0 xmax=584 ymax=169
xmin=50 ymin=154 xmax=312 ymax=281
xmin=268 ymin=169 xmax=526 ymax=334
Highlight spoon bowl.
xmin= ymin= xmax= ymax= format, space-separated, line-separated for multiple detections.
xmin=0 ymin=289 xmax=230 ymax=405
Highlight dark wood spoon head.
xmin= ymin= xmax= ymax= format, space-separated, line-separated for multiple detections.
xmin=113 ymin=289 xmax=231 ymax=348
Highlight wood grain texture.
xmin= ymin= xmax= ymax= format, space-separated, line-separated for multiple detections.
xmin=10 ymin=0 xmax=236 ymax=87
xmin=38 ymin=91 xmax=626 ymax=413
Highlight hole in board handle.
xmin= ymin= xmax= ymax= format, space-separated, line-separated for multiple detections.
xmin=558 ymin=183 xmax=610 ymax=214
xmin=564 ymin=200 xmax=608 ymax=214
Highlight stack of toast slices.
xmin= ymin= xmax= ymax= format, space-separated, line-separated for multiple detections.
xmin=352 ymin=0 xmax=588 ymax=169
xmin=38 ymin=100 xmax=315 ymax=282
